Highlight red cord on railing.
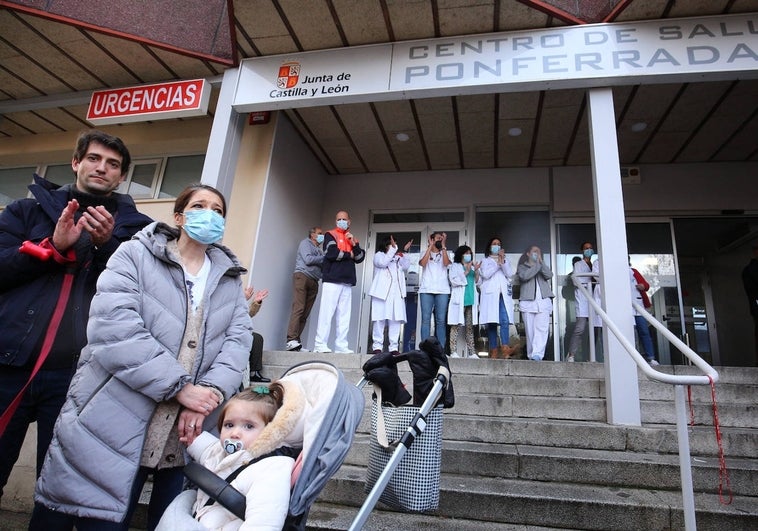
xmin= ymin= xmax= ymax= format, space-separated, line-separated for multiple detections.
xmin=708 ymin=375 xmax=733 ymax=505
xmin=686 ymin=385 xmax=695 ymax=426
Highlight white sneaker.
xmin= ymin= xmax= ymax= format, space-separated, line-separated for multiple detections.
xmin=467 ymin=352 xmax=479 ymax=359
xmin=450 ymin=352 xmax=461 ymax=358
xmin=648 ymin=359 xmax=660 ymax=366
xmin=335 ymin=349 xmax=354 ymax=354
xmin=566 ymin=354 xmax=575 ymax=362
xmin=285 ymin=340 xmax=301 ymax=351
xmin=313 ymin=346 xmax=332 ymax=353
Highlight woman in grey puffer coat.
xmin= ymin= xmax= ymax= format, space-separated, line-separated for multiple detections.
xmin=31 ymin=184 xmax=253 ymax=531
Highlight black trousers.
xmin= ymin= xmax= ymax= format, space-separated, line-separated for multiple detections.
xmin=250 ymin=332 xmax=264 ymax=371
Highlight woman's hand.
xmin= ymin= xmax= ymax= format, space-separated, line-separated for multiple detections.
xmin=178 ymin=408 xmax=206 ymax=445
xmin=176 ymin=383 xmax=221 ymax=415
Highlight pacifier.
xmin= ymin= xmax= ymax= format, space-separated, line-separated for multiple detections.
xmin=223 ymin=439 xmax=243 ymax=454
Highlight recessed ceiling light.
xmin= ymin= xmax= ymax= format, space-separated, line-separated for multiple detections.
xmin=631 ymin=122 xmax=648 ymax=132
xmin=396 ymin=133 xmax=410 ymax=142
xmin=508 ymin=127 xmax=522 ymax=137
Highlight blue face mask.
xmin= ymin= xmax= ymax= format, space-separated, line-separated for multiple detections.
xmin=583 ymin=248 xmax=594 ymax=259
xmin=316 ymin=234 xmax=324 ymax=244
xmin=463 ymin=254 xmax=472 ymax=263
xmin=531 ymin=252 xmax=539 ymax=261
xmin=182 ymin=209 xmax=225 ymax=244
xmin=490 ymin=245 xmax=500 ymax=255
xmin=336 ymin=219 xmax=349 ymax=230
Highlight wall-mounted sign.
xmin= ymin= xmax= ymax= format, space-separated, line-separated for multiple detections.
xmin=86 ymin=79 xmax=211 ymax=125
xmin=249 ymin=111 xmax=271 ymax=125
xmin=233 ymin=13 xmax=758 ymax=112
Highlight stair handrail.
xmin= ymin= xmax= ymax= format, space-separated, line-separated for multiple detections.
xmin=571 ymin=272 xmax=719 ymax=385
xmin=572 ymin=271 xmax=719 ymax=531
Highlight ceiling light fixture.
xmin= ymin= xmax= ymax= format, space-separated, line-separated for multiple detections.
xmin=508 ymin=127 xmax=522 ymax=137
xmin=396 ymin=132 xmax=410 ymax=142
xmin=631 ymin=122 xmax=648 ymax=132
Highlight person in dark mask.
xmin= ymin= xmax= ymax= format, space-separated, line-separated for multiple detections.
xmin=0 ymin=130 xmax=152 ymax=506
xmin=30 ymin=183 xmax=253 ymax=531
xmin=418 ymin=231 xmax=451 ymax=348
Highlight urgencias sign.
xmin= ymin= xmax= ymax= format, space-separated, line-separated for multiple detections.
xmin=87 ymin=79 xmax=211 ymax=125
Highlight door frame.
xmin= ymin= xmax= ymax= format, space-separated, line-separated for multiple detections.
xmin=358 ymin=211 xmax=470 ymax=353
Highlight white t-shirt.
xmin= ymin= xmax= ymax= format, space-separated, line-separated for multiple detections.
xmin=419 ymin=251 xmax=451 ymax=294
xmin=183 ymin=255 xmax=211 ymax=313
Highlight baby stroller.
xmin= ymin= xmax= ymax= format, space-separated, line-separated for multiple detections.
xmin=156 ymin=360 xmax=364 ymax=530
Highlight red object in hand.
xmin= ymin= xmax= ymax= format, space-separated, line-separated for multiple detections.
xmin=19 ymin=240 xmax=54 ymax=261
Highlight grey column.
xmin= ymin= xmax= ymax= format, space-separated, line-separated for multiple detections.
xmin=587 ymin=87 xmax=641 ymax=426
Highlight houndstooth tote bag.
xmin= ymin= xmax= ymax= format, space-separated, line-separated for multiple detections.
xmin=364 ymin=397 xmax=443 ymax=512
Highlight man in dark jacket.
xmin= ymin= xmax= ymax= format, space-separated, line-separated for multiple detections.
xmin=0 ymin=130 xmax=152 ymax=500
xmin=313 ymin=210 xmax=365 ymax=353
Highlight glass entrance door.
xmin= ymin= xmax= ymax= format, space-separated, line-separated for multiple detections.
xmin=358 ymin=218 xmax=466 ymax=354
xmin=554 ymin=221 xmax=685 ymax=364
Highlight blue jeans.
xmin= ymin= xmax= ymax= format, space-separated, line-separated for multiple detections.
xmin=29 ymin=465 xmax=184 ymax=531
xmin=634 ymin=315 xmax=656 ymax=361
xmin=487 ymin=295 xmax=510 ymax=348
xmin=0 ymin=368 xmax=73 ymax=497
xmin=419 ymin=293 xmax=449 ymax=347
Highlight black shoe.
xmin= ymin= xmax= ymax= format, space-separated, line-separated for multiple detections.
xmin=250 ymin=371 xmax=271 ymax=383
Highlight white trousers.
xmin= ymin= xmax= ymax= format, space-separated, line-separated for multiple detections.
xmin=523 ymin=310 xmax=551 ymax=360
xmin=315 ymin=282 xmax=352 ymax=352
xmin=372 ymin=320 xmax=402 ymax=352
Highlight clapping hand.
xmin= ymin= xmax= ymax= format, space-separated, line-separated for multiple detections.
xmin=244 ymin=286 xmax=269 ymax=304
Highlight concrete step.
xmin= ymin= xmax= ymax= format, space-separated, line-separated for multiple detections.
xmin=638 ymin=380 xmax=758 ymax=404
xmin=439 ymin=415 xmax=756 ymax=458
xmin=305 ymin=502 xmax=569 ymax=530
xmin=262 ymin=351 xmax=758 ymax=384
xmin=318 ymin=464 xmax=757 ymax=531
xmin=348 ymin=404 xmax=757 ymax=459
xmin=342 ymin=437 xmax=758 ymax=498
xmin=263 ymin=352 xmax=758 ymax=432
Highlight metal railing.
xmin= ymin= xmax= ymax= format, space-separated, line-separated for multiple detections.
xmin=572 ymin=272 xmax=719 ymax=531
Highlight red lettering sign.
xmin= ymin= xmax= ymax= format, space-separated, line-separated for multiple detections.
xmin=87 ymin=79 xmax=210 ymax=125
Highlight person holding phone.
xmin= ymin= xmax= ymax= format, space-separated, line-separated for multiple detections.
xmin=418 ymin=232 xmax=451 ymax=348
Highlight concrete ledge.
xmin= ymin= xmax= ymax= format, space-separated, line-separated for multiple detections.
xmin=322 ymin=465 xmax=758 ymax=531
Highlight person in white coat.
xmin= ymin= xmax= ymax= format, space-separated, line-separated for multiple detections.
xmin=447 ymin=245 xmax=479 ymax=358
xmin=478 ymin=237 xmax=515 ymax=359
xmin=517 ymin=245 xmax=554 ymax=361
xmin=369 ymin=235 xmax=412 ymax=354
xmin=566 ymin=242 xmax=599 ymax=362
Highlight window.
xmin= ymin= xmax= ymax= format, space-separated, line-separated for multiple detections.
xmin=117 ymin=159 xmax=163 ymax=199
xmin=0 ymin=155 xmax=205 ymax=207
xmin=160 ymin=155 xmax=205 ymax=198
xmin=0 ymin=167 xmax=36 ymax=207
xmin=44 ymin=164 xmax=74 ymax=185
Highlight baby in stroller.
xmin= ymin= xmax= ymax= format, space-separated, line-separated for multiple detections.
xmin=157 ymin=361 xmax=364 ymax=531
xmin=186 ymin=383 xmax=301 ymax=529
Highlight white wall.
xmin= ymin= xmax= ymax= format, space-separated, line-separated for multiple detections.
xmin=553 ymin=162 xmax=758 ymax=214
xmin=247 ymin=116 xmax=328 ymax=351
